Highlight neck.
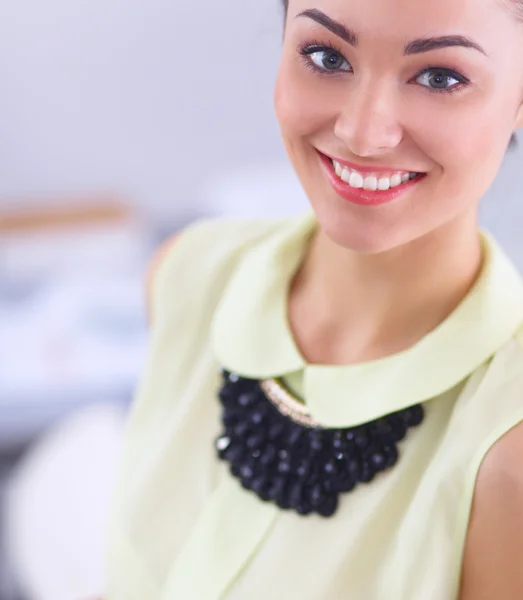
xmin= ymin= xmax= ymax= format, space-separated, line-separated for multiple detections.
xmin=289 ymin=215 xmax=483 ymax=365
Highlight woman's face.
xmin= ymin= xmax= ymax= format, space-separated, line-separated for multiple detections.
xmin=275 ymin=0 xmax=523 ymax=252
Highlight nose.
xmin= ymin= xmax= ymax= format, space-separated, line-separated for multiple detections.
xmin=334 ymin=79 xmax=404 ymax=157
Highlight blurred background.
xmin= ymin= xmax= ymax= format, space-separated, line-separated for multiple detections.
xmin=0 ymin=1 xmax=522 ymax=598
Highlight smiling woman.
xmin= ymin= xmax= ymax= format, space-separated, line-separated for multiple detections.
xmin=106 ymin=1 xmax=523 ymax=599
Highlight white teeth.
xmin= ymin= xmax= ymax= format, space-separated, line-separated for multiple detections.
xmin=363 ymin=176 xmax=378 ymax=191
xmin=378 ymin=177 xmax=391 ymax=191
xmin=390 ymin=174 xmax=402 ymax=188
xmin=331 ymin=159 xmax=420 ymax=190
xmin=349 ymin=171 xmax=364 ymax=188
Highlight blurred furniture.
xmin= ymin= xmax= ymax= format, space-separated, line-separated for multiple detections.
xmin=0 ymin=198 xmax=151 ymax=450
xmin=4 ymin=402 xmax=126 ymax=600
xmin=0 ymin=198 xmax=154 ymax=599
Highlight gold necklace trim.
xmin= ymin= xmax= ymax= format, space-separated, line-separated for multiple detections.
xmin=260 ymin=378 xmax=320 ymax=428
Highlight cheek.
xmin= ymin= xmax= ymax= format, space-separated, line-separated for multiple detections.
xmin=274 ymin=57 xmax=338 ymax=141
xmin=408 ymin=98 xmax=510 ymax=188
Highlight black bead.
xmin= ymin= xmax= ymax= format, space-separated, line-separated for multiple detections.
xmin=251 ymin=476 xmax=270 ymax=501
xmin=354 ymin=430 xmax=370 ymax=450
xmin=388 ymin=416 xmax=407 ymax=442
xmin=338 ymin=474 xmax=356 ymax=493
xmin=277 ymin=459 xmax=292 ymax=474
xmin=233 ymin=420 xmax=251 ymax=438
xmin=305 ymin=466 xmax=321 ymax=486
xmin=250 ymin=410 xmax=266 ymax=426
xmin=276 ymin=495 xmax=291 ymax=510
xmin=296 ymin=458 xmax=311 ymax=480
xmin=278 ymin=450 xmax=292 ymax=473
xmin=371 ymin=452 xmax=387 ymax=471
xmin=240 ymin=464 xmax=255 ymax=480
xmin=310 ymin=483 xmax=325 ymax=507
xmin=224 ymin=444 xmax=244 ymax=463
xmin=346 ymin=458 xmax=359 ymax=476
xmin=383 ymin=444 xmax=399 ymax=468
xmin=287 ymin=425 xmax=303 ymax=447
xmin=404 ymin=405 xmax=424 ymax=426
xmin=222 ymin=406 xmax=240 ymax=426
xmin=218 ymin=385 xmax=235 ymax=407
xmin=370 ymin=419 xmax=392 ymax=438
xmin=246 ymin=432 xmax=265 ymax=450
xmin=323 ymin=459 xmax=338 ymax=476
xmin=268 ymin=421 xmax=286 ymax=441
xmin=267 ymin=476 xmax=290 ymax=509
xmin=296 ymin=503 xmax=313 ymax=516
xmin=332 ymin=431 xmax=347 ymax=451
xmin=317 ymin=495 xmax=338 ymax=517
xmin=308 ymin=429 xmax=324 ymax=452
xmin=240 ymin=477 xmax=253 ymax=490
xmin=230 ymin=462 xmax=241 ymax=477
xmin=359 ymin=460 xmax=375 ymax=483
xmin=260 ymin=444 xmax=277 ymax=466
xmin=238 ymin=391 xmax=258 ymax=408
xmin=323 ymin=478 xmax=341 ymax=494
xmin=267 ymin=476 xmax=286 ymax=498
xmin=216 ymin=370 xmax=425 ymax=518
xmin=289 ymin=481 xmax=305 ymax=507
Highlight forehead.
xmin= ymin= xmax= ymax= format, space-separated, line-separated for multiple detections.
xmin=286 ymin=0 xmax=518 ymax=52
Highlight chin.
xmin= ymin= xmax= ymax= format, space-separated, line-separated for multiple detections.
xmin=310 ymin=199 xmax=407 ymax=255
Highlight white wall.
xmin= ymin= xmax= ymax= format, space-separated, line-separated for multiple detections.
xmin=0 ymin=0 xmax=522 ymax=262
xmin=0 ymin=0 xmax=292 ymax=222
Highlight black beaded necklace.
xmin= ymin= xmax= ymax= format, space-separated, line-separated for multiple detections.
xmin=215 ymin=369 xmax=425 ymax=517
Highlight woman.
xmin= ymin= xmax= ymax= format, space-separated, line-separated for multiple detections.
xmin=107 ymin=0 xmax=523 ymax=598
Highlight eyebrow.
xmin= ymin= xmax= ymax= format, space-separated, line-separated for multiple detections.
xmin=404 ymin=36 xmax=487 ymax=56
xmin=296 ymin=9 xmax=487 ymax=56
xmin=297 ymin=9 xmax=357 ymax=46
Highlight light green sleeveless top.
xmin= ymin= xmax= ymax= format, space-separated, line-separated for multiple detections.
xmin=108 ymin=213 xmax=523 ymax=600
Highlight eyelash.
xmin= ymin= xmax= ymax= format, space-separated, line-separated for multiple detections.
xmin=297 ymin=41 xmax=471 ymax=96
xmin=297 ymin=39 xmax=348 ymax=77
xmin=412 ymin=66 xmax=470 ymax=95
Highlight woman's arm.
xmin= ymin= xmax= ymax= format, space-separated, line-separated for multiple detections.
xmin=459 ymin=421 xmax=523 ymax=599
xmin=146 ymin=233 xmax=179 ymax=321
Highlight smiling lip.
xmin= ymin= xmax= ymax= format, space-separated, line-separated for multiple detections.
xmin=321 ymin=151 xmax=417 ymax=174
xmin=317 ymin=151 xmax=425 ymax=207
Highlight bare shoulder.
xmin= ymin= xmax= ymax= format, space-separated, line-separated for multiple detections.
xmin=147 ymin=233 xmax=180 ymax=287
xmin=146 ymin=233 xmax=180 ymax=320
xmin=459 ymin=420 xmax=523 ymax=599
